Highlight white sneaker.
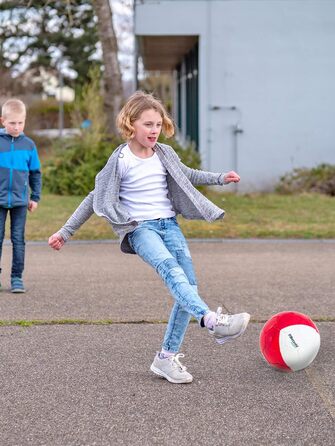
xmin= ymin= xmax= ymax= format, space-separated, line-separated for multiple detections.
xmin=150 ymin=353 xmax=193 ymax=384
xmin=210 ymin=307 xmax=250 ymax=345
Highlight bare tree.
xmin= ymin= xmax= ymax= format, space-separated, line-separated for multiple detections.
xmin=93 ymin=0 xmax=124 ymax=135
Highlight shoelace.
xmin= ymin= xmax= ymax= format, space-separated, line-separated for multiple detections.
xmin=171 ymin=353 xmax=187 ymax=371
xmin=216 ymin=307 xmax=232 ymax=326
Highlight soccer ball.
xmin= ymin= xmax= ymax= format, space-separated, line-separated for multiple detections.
xmin=259 ymin=311 xmax=320 ymax=372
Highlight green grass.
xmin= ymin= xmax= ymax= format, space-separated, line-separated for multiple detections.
xmin=19 ymin=191 xmax=335 ymax=241
xmin=198 ymin=191 xmax=335 ymax=239
xmin=0 ymin=316 xmax=334 ymax=327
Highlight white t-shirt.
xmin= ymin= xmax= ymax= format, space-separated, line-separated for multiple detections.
xmin=118 ymin=145 xmax=176 ymax=221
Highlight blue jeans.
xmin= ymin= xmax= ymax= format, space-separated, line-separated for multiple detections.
xmin=0 ymin=206 xmax=27 ymax=278
xmin=128 ymin=217 xmax=210 ymax=353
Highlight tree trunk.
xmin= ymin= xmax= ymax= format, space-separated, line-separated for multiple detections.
xmin=93 ymin=0 xmax=123 ymax=135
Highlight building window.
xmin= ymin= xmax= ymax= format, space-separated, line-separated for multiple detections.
xmin=176 ymin=42 xmax=199 ymax=150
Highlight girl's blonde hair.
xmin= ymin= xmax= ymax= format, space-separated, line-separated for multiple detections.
xmin=1 ymin=98 xmax=26 ymax=118
xmin=116 ymin=91 xmax=175 ymax=140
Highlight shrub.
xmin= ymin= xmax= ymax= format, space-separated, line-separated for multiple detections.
xmin=43 ymin=137 xmax=120 ymax=195
xmin=276 ymin=164 xmax=335 ymax=196
xmin=70 ymin=66 xmax=107 ymax=147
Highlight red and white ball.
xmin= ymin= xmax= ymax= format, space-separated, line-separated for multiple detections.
xmin=260 ymin=311 xmax=320 ymax=372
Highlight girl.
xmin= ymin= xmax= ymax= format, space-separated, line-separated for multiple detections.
xmin=48 ymin=91 xmax=250 ymax=384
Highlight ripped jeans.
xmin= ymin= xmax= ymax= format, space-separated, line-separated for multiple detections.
xmin=128 ymin=217 xmax=210 ymax=353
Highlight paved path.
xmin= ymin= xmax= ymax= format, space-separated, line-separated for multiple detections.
xmin=0 ymin=240 xmax=334 ymax=445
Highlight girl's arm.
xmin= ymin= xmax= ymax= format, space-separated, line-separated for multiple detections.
xmin=178 ymin=160 xmax=237 ymax=186
xmin=48 ymin=191 xmax=95 ymax=250
xmin=164 ymin=145 xmax=234 ymax=185
xmin=161 ymin=143 xmax=238 ymax=185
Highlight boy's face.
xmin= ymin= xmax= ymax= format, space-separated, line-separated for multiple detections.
xmin=1 ymin=112 xmax=26 ymax=137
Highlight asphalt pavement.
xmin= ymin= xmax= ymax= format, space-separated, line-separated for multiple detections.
xmin=0 ymin=240 xmax=334 ymax=445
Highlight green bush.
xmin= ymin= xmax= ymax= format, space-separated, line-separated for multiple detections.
xmin=43 ymin=136 xmax=120 ymax=195
xmin=276 ymin=163 xmax=335 ymax=196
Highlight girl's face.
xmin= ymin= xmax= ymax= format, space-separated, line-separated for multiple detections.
xmin=131 ymin=109 xmax=162 ymax=150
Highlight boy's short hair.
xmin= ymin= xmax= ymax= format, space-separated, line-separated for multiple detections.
xmin=1 ymin=98 xmax=26 ymax=118
xmin=116 ymin=91 xmax=175 ymax=139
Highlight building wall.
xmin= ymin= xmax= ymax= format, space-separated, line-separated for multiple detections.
xmin=135 ymin=0 xmax=335 ymax=191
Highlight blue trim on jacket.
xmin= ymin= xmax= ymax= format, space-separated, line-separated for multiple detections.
xmin=0 ymin=129 xmax=42 ymax=208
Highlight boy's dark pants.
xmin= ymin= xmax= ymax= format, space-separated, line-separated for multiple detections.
xmin=0 ymin=206 xmax=27 ymax=278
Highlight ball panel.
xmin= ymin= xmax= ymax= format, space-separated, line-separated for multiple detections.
xmin=274 ymin=311 xmax=319 ymax=332
xmin=279 ymin=324 xmax=321 ymax=372
xmin=260 ymin=322 xmax=291 ymax=371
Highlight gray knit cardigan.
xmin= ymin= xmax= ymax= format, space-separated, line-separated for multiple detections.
xmin=58 ymin=143 xmax=227 ymax=253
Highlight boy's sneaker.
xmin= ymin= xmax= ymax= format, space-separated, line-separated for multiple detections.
xmin=150 ymin=353 xmax=193 ymax=384
xmin=209 ymin=307 xmax=250 ymax=345
xmin=11 ymin=277 xmax=25 ymax=293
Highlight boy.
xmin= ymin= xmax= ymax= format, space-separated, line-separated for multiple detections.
xmin=0 ymin=99 xmax=42 ymax=293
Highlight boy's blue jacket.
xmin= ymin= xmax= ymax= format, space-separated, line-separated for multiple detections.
xmin=0 ymin=128 xmax=42 ymax=208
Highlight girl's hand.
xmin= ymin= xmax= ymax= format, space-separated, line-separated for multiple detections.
xmin=223 ymin=171 xmax=240 ymax=184
xmin=48 ymin=233 xmax=65 ymax=251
